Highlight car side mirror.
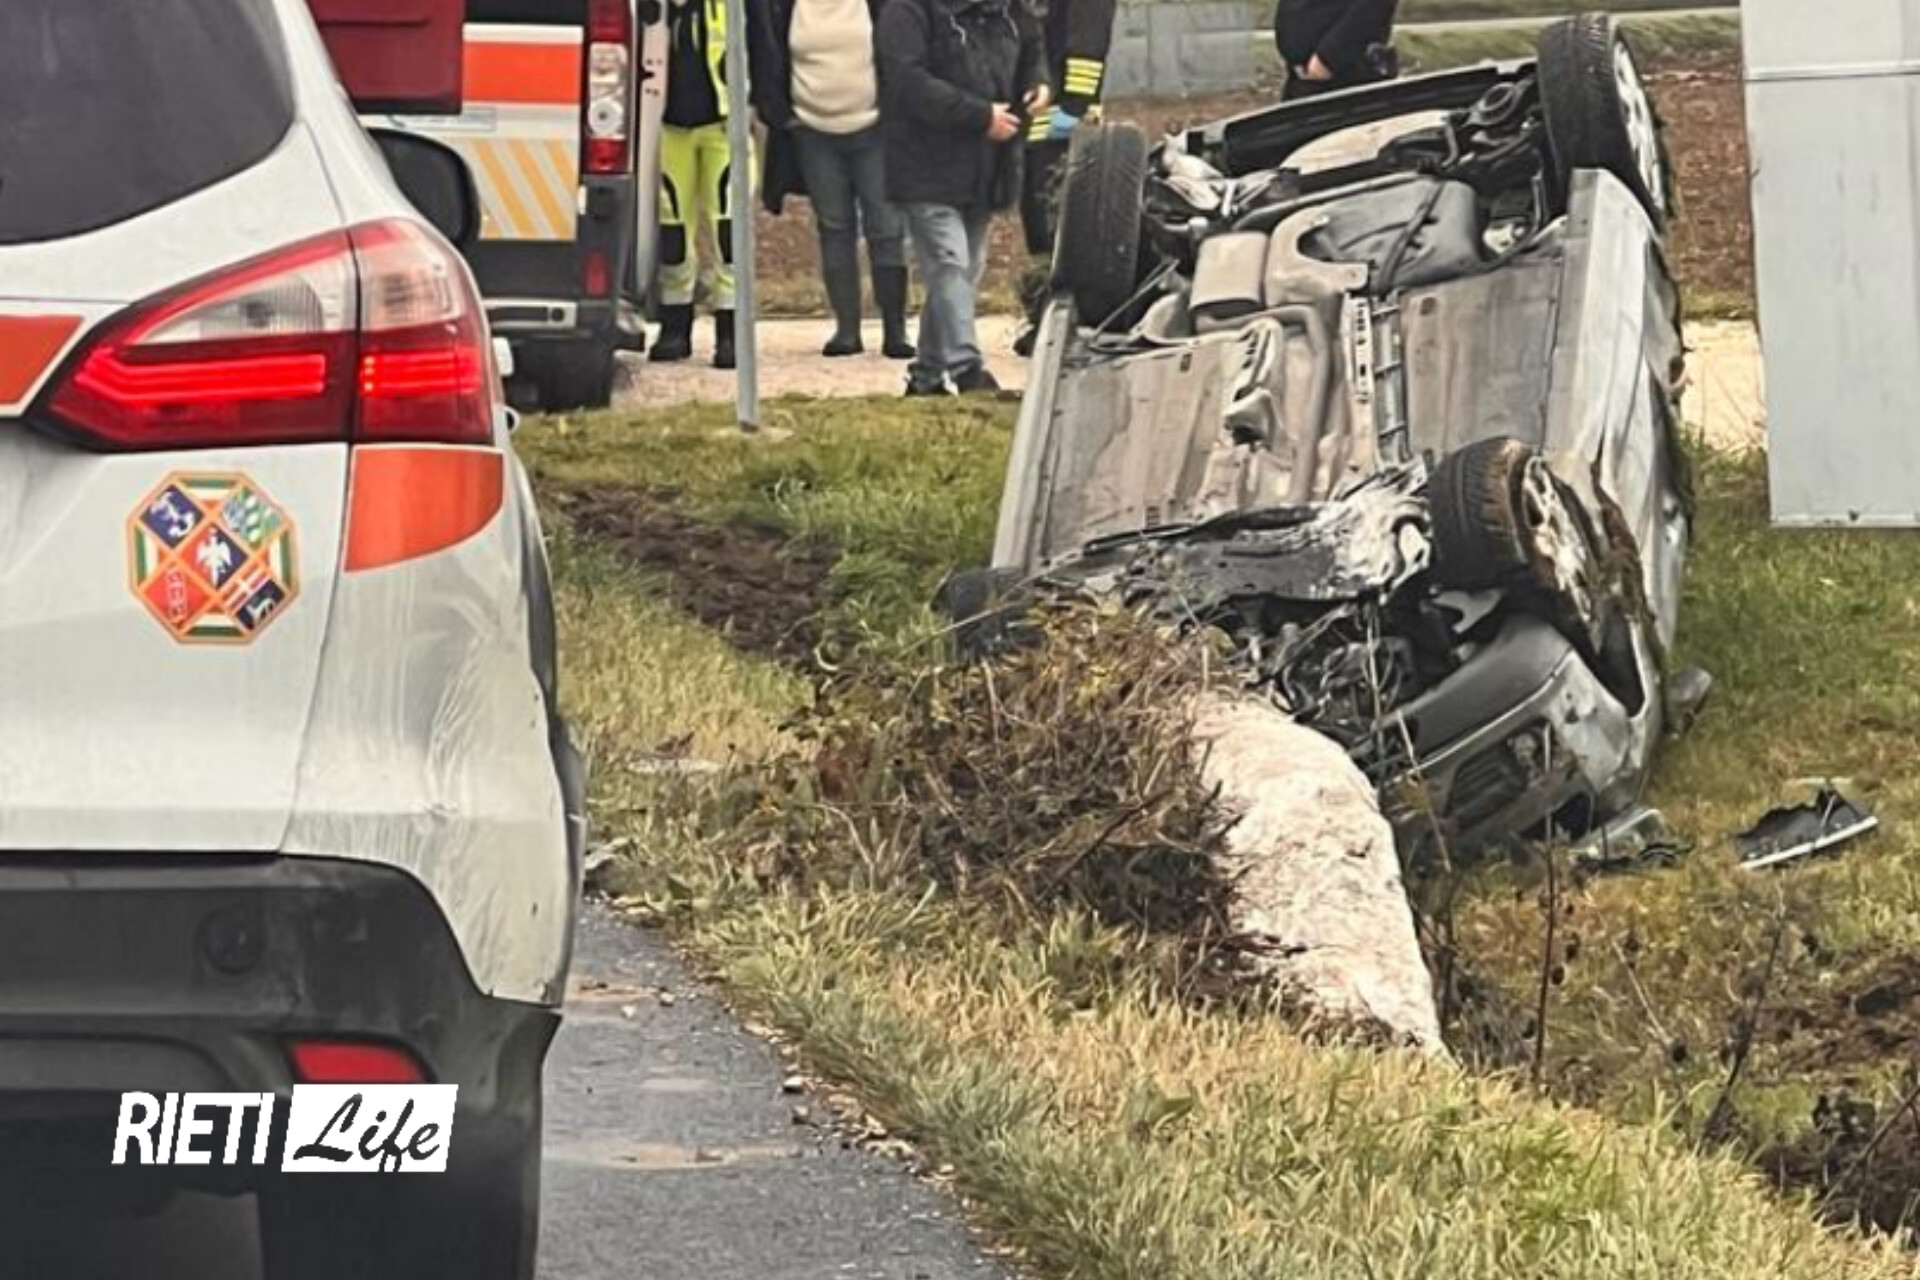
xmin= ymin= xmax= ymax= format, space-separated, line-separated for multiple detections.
xmin=366 ymin=128 xmax=481 ymax=249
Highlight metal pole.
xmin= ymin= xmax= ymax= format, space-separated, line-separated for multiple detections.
xmin=723 ymin=0 xmax=759 ymax=431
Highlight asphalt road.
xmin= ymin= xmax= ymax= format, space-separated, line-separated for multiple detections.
xmin=11 ymin=906 xmax=1002 ymax=1280
xmin=541 ymin=907 xmax=1004 ymax=1280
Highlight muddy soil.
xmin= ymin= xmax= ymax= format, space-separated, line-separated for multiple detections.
xmin=552 ymin=485 xmax=832 ymax=663
xmin=1652 ymin=56 xmax=1755 ymax=312
xmin=1770 ymin=954 xmax=1920 ymax=1079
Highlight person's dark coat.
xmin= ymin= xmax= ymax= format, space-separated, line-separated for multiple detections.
xmin=1273 ymin=0 xmax=1397 ymax=86
xmin=750 ymin=0 xmax=889 ymax=214
xmin=874 ymin=0 xmax=1046 ymax=210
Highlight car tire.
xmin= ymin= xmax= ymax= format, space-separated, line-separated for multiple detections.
xmin=934 ymin=566 xmax=1026 ymax=660
xmin=1428 ymin=438 xmax=1599 ymax=618
xmin=524 ymin=337 xmax=618 ymax=411
xmin=1536 ymin=14 xmax=1672 ymax=226
xmin=1051 ymin=124 xmax=1149 ymax=327
xmin=259 ymin=1111 xmax=540 ymax=1280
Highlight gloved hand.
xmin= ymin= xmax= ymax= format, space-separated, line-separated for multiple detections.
xmin=1026 ymin=106 xmax=1083 ymax=145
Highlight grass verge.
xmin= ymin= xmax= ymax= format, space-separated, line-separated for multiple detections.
xmin=522 ymin=399 xmax=1920 ymax=1271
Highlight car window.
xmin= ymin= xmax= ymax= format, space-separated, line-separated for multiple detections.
xmin=467 ymin=0 xmax=588 ymax=25
xmin=0 ymin=0 xmax=294 ymax=246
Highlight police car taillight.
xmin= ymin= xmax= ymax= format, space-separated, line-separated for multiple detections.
xmin=583 ymin=0 xmax=635 ymax=176
xmin=42 ymin=220 xmax=495 ymax=451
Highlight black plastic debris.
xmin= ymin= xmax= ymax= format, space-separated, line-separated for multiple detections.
xmin=1574 ymin=806 xmax=1685 ymax=878
xmin=1736 ymin=786 xmax=1878 ymax=871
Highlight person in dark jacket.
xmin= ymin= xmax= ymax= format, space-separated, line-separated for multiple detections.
xmin=1273 ymin=0 xmax=1400 ymax=101
xmin=876 ymin=0 xmax=1048 ymax=395
xmin=752 ymin=0 xmax=916 ymax=359
xmin=1009 ymin=0 xmax=1118 ymax=357
xmin=1020 ymin=0 xmax=1117 ymax=256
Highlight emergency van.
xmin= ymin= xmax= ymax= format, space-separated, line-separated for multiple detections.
xmin=338 ymin=0 xmax=666 ymax=410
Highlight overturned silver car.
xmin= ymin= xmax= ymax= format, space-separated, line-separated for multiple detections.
xmin=967 ymin=15 xmax=1697 ymax=859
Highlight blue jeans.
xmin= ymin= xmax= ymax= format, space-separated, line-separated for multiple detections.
xmin=904 ymin=203 xmax=992 ymax=391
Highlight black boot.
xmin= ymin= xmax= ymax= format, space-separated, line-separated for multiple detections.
xmin=713 ymin=310 xmax=736 ymax=370
xmin=874 ymin=265 xmax=916 ymax=361
xmin=650 ymin=304 xmax=694 ymax=363
xmin=821 ymin=253 xmax=865 ymax=357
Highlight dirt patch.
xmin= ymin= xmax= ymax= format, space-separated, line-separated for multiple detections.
xmin=1650 ymin=56 xmax=1755 ymax=313
xmin=1767 ymin=954 xmax=1920 ymax=1079
xmin=1763 ymin=1093 xmax=1920 ymax=1238
xmin=552 ymin=484 xmax=832 ymax=662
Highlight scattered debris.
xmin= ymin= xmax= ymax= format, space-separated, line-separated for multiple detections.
xmin=1572 ymin=806 xmax=1685 ymax=878
xmin=582 ymin=837 xmax=631 ymax=896
xmin=781 ymin=1074 xmax=807 ymax=1094
xmin=619 ymin=1004 xmax=637 ymax=1020
xmin=790 ymin=1105 xmax=814 ymax=1126
xmin=1737 ymin=786 xmax=1878 ymax=870
xmin=658 ymin=991 xmax=679 ymax=1007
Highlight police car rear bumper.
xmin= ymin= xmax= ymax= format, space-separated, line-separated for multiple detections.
xmin=0 ymin=855 xmax=555 ymax=1183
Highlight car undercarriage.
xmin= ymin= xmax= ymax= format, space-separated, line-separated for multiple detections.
xmin=972 ymin=15 xmax=1700 ymax=861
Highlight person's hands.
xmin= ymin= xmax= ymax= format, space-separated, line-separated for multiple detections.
xmin=986 ymin=103 xmax=1021 ymax=142
xmin=1027 ymin=106 xmax=1082 ymax=144
xmin=1303 ymin=53 xmax=1334 ymax=80
xmin=1023 ymin=84 xmax=1053 ymax=115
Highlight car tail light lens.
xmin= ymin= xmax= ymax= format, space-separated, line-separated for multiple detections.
xmin=49 ymin=234 xmax=358 ymax=449
xmin=583 ymin=0 xmax=634 ymax=176
xmin=43 ymin=219 xmax=496 ymax=451
xmin=354 ymin=222 xmax=492 ymax=443
xmin=288 ymin=1040 xmax=428 ymax=1085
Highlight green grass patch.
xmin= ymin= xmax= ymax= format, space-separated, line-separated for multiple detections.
xmin=1453 ymin=450 xmax=1920 ymax=1147
xmin=538 ymin=394 xmax=1920 ymax=1268
xmin=521 ymin=396 xmax=1013 ymax=648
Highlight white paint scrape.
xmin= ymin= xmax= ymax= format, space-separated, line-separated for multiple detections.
xmin=1190 ymin=693 xmax=1448 ymax=1056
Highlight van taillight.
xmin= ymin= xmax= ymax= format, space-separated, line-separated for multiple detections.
xmin=42 ymin=220 xmax=495 ymax=451
xmin=583 ymin=0 xmax=634 ymax=176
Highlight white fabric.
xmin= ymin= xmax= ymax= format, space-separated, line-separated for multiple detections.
xmin=790 ymin=0 xmax=880 ymax=134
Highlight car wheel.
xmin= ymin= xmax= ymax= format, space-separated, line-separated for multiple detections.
xmin=523 ymin=337 xmax=618 ymax=411
xmin=259 ymin=1113 xmax=540 ymax=1280
xmin=1051 ymin=124 xmax=1149 ymax=327
xmin=1536 ymin=14 xmax=1672 ymax=226
xmin=1428 ymin=438 xmax=1599 ymax=623
xmin=934 ymin=566 xmax=1026 ymax=660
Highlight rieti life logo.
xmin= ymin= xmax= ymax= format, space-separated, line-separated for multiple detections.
xmin=112 ymin=1087 xmax=458 ymax=1173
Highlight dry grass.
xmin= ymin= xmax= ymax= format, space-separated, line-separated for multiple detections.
xmin=526 ymin=395 xmax=1920 ymax=1274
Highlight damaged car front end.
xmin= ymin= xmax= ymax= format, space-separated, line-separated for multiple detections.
xmin=974 ymin=15 xmax=1696 ymax=861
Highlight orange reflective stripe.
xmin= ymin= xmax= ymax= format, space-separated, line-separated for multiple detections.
xmin=0 ymin=316 xmax=81 ymax=403
xmin=344 ymin=447 xmax=506 ymax=573
xmin=511 ymin=138 xmax=573 ymax=236
xmin=465 ymin=42 xmax=581 ymax=106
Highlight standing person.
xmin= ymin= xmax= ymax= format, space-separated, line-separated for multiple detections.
xmin=876 ymin=0 xmax=1049 ymax=396
xmin=753 ymin=0 xmax=917 ymax=360
xmin=1273 ymin=0 xmax=1400 ymax=101
xmin=1011 ymin=0 xmax=1118 ymax=356
xmin=654 ymin=0 xmax=747 ymax=369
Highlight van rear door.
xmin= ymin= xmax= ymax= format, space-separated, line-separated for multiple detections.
xmin=309 ymin=0 xmax=467 ymax=113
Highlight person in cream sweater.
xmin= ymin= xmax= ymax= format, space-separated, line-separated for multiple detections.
xmin=754 ymin=0 xmax=915 ymax=359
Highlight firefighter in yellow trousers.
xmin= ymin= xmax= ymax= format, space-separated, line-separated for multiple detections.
xmin=654 ymin=0 xmax=753 ymax=368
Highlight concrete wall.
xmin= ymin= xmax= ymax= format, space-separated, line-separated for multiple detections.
xmin=1107 ymin=0 xmax=1274 ymax=98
